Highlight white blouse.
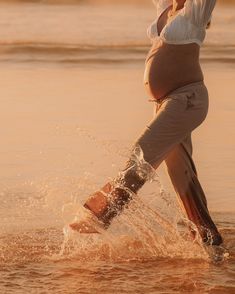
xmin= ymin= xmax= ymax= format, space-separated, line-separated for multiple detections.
xmin=147 ymin=0 xmax=217 ymax=46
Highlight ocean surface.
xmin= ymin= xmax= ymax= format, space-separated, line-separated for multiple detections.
xmin=0 ymin=1 xmax=234 ymax=65
xmin=0 ymin=1 xmax=235 ymax=293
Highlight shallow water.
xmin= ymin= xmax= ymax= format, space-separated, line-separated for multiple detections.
xmin=0 ymin=62 xmax=234 ymax=293
xmin=0 ymin=146 xmax=234 ymax=293
xmin=0 ymin=164 xmax=234 ymax=293
xmin=0 ymin=213 xmax=234 ymax=293
xmin=0 ymin=1 xmax=235 ymax=293
xmin=0 ymin=2 xmax=234 ymax=64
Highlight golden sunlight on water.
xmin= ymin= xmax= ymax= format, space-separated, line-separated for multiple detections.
xmin=0 ymin=64 xmax=234 ymax=293
xmin=0 ymin=1 xmax=234 ymax=293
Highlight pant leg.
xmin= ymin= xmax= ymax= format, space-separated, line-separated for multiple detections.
xmin=133 ymin=81 xmax=209 ymax=169
xmin=85 ymin=81 xmax=222 ymax=242
xmin=164 ymin=134 xmax=223 ymax=245
xmin=130 ymin=82 xmax=222 ymax=245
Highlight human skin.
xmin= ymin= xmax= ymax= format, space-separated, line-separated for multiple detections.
xmin=70 ymin=0 xmax=205 ymax=233
xmin=174 ymin=0 xmax=186 ymax=9
xmin=144 ymin=1 xmax=204 ymax=100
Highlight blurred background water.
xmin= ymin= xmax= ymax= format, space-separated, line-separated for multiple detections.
xmin=0 ymin=1 xmax=234 ymax=293
xmin=0 ymin=0 xmax=234 ymax=64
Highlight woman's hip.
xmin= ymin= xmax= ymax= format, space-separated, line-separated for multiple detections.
xmin=136 ymin=83 xmax=209 ymax=166
xmin=155 ymin=81 xmax=209 ymax=127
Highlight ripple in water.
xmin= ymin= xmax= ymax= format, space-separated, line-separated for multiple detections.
xmin=60 ymin=146 xmax=229 ymax=264
xmin=0 ymin=147 xmax=233 ymax=293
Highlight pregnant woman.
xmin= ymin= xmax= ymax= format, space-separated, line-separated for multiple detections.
xmin=70 ymin=0 xmax=223 ymax=247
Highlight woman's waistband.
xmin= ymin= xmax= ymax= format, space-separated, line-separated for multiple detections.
xmin=169 ymin=80 xmax=206 ymax=95
xmin=151 ymin=80 xmax=206 ymax=103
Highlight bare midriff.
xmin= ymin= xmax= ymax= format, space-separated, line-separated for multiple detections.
xmin=144 ymin=39 xmax=204 ymax=100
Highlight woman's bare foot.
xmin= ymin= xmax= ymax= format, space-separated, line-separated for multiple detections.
xmin=69 ymin=180 xmax=136 ymax=234
xmin=69 ymin=220 xmax=101 ymax=234
xmin=69 ymin=208 xmax=107 ymax=234
xmin=69 ymin=184 xmax=112 ymax=233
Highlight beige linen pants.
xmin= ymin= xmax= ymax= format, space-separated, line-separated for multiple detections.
xmin=134 ymin=81 xmax=222 ymax=245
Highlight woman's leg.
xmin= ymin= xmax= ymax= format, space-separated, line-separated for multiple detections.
xmin=70 ymin=154 xmax=148 ymax=232
xmin=164 ymin=134 xmax=223 ymax=245
xmin=71 ymin=81 xmax=221 ymax=243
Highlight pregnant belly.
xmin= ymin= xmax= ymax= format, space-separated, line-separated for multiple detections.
xmin=144 ymin=41 xmax=204 ymax=100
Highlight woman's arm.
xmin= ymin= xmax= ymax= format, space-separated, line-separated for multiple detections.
xmin=152 ymin=0 xmax=172 ymax=10
xmin=183 ymin=0 xmax=217 ymax=27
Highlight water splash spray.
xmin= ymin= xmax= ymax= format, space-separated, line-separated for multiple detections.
xmin=60 ymin=145 xmax=214 ymax=262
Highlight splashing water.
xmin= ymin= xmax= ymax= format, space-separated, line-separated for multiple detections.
xmin=0 ymin=136 xmax=229 ymax=269
xmin=59 ymin=145 xmax=229 ymax=264
xmin=0 ymin=141 xmax=233 ymax=294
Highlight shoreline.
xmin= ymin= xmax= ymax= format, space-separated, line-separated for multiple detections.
xmin=0 ymin=44 xmax=234 ymax=65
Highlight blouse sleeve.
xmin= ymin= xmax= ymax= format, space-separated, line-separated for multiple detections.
xmin=183 ymin=0 xmax=217 ymax=27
